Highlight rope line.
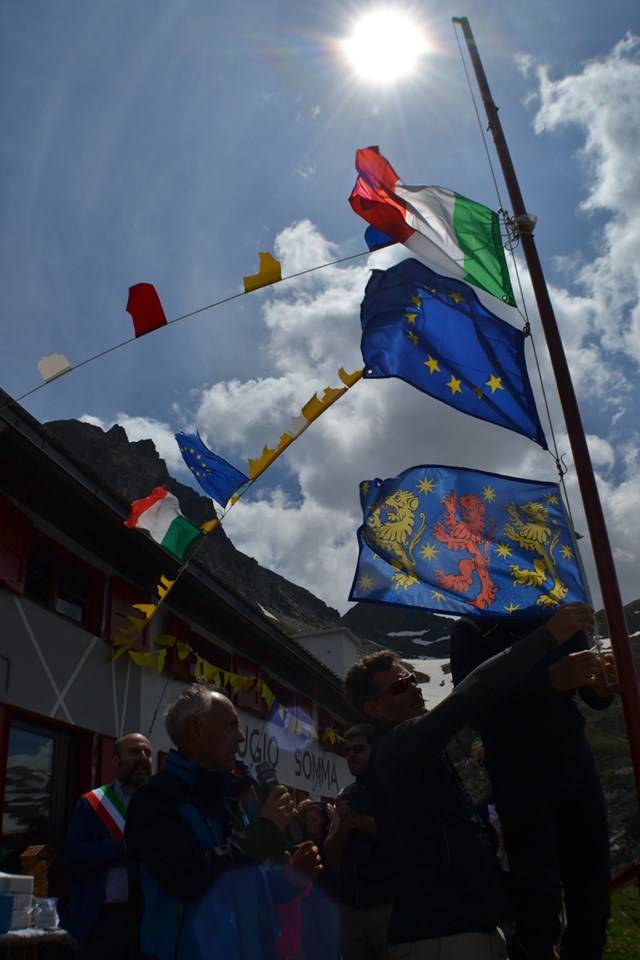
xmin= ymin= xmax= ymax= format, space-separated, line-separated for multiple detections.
xmin=452 ymin=19 xmax=600 ymax=639
xmin=452 ymin=22 xmax=505 ymax=215
xmin=2 ymin=248 xmax=372 ymax=414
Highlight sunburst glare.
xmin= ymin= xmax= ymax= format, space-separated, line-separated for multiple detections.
xmin=341 ymin=8 xmax=429 ymax=84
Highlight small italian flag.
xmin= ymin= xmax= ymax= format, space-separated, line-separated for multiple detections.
xmin=349 ymin=145 xmax=516 ymax=306
xmin=125 ymin=486 xmax=201 ymax=560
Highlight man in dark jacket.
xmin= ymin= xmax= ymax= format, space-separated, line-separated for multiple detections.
xmin=449 ymin=614 xmax=616 ymax=960
xmin=345 ymin=602 xmax=595 ymax=960
xmin=62 ymin=731 xmax=153 ymax=958
xmin=325 ymin=723 xmax=391 ymax=959
xmin=125 ymin=683 xmax=321 ymax=960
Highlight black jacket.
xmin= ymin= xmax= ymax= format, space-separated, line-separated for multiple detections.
xmin=338 ymin=778 xmax=391 ymax=909
xmin=369 ymin=624 xmax=560 ymax=944
xmin=126 ymin=753 xmax=287 ymax=903
xmin=449 ymin=618 xmax=612 ymax=803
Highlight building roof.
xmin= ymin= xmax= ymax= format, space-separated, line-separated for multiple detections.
xmin=0 ymin=389 xmax=356 ymax=721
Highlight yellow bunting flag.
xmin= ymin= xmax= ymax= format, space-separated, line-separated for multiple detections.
xmin=129 ymin=650 xmax=167 ymax=672
xmin=260 ymin=680 xmax=276 ymax=711
xmin=243 ymin=252 xmax=282 ymax=293
xmin=111 ymin=634 xmax=134 ymax=663
xmin=177 ymin=641 xmax=192 ymax=661
xmin=322 ymin=727 xmax=338 ymax=745
xmin=200 ymin=517 xmax=220 ymax=534
xmin=154 ymin=634 xmax=177 ymax=649
xmin=37 ymin=353 xmax=73 ymax=383
xmin=156 ymin=575 xmax=176 ymax=601
xmin=132 ymin=603 xmax=158 ymax=621
xmin=194 ymin=657 xmax=221 ymax=685
xmin=338 ymin=366 xmax=364 ymax=388
xmin=247 ymin=367 xmax=364 ymax=480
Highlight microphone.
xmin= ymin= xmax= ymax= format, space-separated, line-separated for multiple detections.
xmin=255 ymin=761 xmax=305 ymax=844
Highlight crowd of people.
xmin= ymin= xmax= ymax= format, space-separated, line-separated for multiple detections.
xmin=60 ymin=601 xmax=617 ymax=960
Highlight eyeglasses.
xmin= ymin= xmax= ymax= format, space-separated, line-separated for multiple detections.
xmin=382 ymin=673 xmax=417 ymax=697
xmin=345 ymin=744 xmax=368 ymax=756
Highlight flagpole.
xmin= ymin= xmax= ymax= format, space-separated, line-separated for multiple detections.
xmin=452 ymin=16 xmax=640 ymax=806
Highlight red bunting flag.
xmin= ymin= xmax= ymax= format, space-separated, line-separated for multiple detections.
xmin=127 ymin=283 xmax=167 ymax=338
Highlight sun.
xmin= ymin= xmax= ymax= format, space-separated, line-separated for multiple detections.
xmin=341 ymin=9 xmax=429 ymax=84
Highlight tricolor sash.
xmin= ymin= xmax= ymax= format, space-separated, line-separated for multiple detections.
xmin=84 ymin=784 xmax=127 ymax=839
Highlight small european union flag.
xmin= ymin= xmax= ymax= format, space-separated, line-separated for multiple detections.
xmin=360 ymin=258 xmax=547 ymax=448
xmin=175 ymin=432 xmax=249 ymax=507
xmin=350 ymin=464 xmax=587 ymax=619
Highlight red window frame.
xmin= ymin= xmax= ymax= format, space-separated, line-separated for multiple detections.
xmin=23 ymin=531 xmax=104 ymax=635
xmin=0 ymin=495 xmax=32 ymax=595
xmin=0 ymin=703 xmax=94 ymax=834
xmin=95 ymin=734 xmax=117 ymax=786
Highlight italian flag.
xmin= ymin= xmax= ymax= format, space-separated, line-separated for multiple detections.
xmin=125 ymin=486 xmax=201 ymax=560
xmin=349 ymin=146 xmax=516 ymax=306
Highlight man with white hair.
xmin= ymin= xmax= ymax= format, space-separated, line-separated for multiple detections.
xmin=126 ymin=683 xmax=321 ymax=960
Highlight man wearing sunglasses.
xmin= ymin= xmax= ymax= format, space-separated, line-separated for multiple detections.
xmin=344 ymin=602 xmax=595 ymax=960
xmin=325 ymin=725 xmax=392 ymax=959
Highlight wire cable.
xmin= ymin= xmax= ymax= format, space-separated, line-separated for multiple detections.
xmin=2 ymin=248 xmax=372 ymax=414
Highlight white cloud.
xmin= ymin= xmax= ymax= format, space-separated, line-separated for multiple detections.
xmin=80 ymin=37 xmax=640 ymax=615
xmin=533 ymin=34 xmax=640 ymax=363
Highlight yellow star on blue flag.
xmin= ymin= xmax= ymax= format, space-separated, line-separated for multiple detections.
xmin=360 ymin=259 xmax=547 ymax=448
xmin=350 ymin=464 xmax=586 ymax=619
xmin=175 ymin=432 xmax=249 ymax=507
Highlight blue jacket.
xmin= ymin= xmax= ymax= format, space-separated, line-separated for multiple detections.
xmin=61 ymin=786 xmax=127 ymax=943
xmin=126 ymin=751 xmax=298 ymax=960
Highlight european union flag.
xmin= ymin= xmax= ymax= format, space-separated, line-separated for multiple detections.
xmin=361 ymin=259 xmax=547 ymax=448
xmin=349 ymin=464 xmax=587 ymax=619
xmin=176 ymin=432 xmax=249 ymax=507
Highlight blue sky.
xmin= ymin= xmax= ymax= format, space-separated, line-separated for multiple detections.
xmin=2 ymin=1 xmax=640 ymax=615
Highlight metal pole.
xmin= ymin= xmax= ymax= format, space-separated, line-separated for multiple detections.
xmin=453 ymin=16 xmax=640 ymax=805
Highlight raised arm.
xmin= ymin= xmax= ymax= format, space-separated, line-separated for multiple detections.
xmin=381 ymin=604 xmax=594 ymax=764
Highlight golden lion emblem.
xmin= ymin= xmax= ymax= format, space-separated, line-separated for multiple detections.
xmin=366 ymin=489 xmax=426 ymax=589
xmin=504 ymin=500 xmax=569 ymax=607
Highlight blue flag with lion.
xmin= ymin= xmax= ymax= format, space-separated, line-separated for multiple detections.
xmin=349 ymin=464 xmax=587 ymax=619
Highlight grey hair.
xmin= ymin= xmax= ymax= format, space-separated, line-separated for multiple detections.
xmin=164 ymin=682 xmax=222 ymax=746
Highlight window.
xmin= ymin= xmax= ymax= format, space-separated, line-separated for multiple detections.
xmin=0 ymin=716 xmax=88 ymax=881
xmin=24 ymin=535 xmax=104 ymax=634
xmin=0 ymin=495 xmax=32 ymax=594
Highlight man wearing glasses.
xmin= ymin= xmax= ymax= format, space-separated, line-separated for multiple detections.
xmin=325 ymin=724 xmax=392 ymax=959
xmin=344 ymin=603 xmax=595 ymax=960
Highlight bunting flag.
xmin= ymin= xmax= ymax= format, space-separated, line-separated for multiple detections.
xmin=243 ymin=252 xmax=282 ymax=293
xmin=37 ymin=353 xmax=72 ymax=382
xmin=120 ymin=633 xmax=321 ymax=741
xmin=117 ymin=366 xmax=362 ymax=648
xmin=127 ymin=283 xmax=167 ymax=338
xmin=248 ymin=366 xmax=363 ymax=479
xmin=360 ymin=258 xmax=547 ymax=448
xmin=349 ymin=146 xmax=516 ymax=306
xmin=350 ymin=464 xmax=587 ymax=619
xmin=176 ymin=431 xmax=249 ymax=507
xmin=128 ymin=650 xmax=167 ymax=672
xmin=124 ymin=487 xmax=201 ymax=560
